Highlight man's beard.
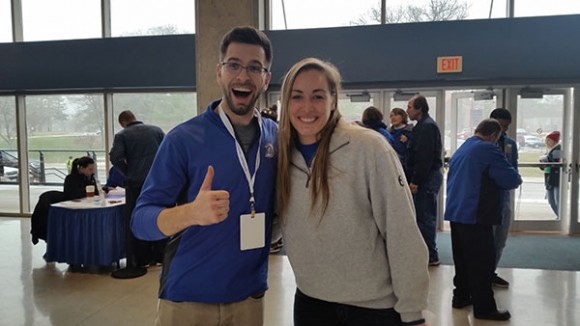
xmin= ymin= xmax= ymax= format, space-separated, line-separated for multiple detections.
xmin=222 ymin=85 xmax=260 ymax=117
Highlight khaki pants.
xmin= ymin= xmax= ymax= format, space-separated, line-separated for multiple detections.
xmin=155 ymin=295 xmax=264 ymax=326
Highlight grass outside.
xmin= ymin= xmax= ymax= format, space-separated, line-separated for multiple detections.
xmin=3 ymin=135 xmax=105 ymax=164
xmin=1 ymin=135 xmax=555 ymax=176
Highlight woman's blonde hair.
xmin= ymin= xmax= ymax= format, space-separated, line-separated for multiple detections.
xmin=278 ymin=58 xmax=342 ymax=218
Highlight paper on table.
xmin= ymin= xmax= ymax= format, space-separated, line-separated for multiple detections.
xmin=52 ymin=197 xmax=125 ymax=209
xmin=107 ymin=187 xmax=126 ymax=195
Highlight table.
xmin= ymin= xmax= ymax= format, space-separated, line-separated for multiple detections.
xmin=44 ymin=195 xmax=126 ymax=266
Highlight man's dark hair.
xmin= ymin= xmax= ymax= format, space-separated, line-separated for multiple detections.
xmin=412 ymin=95 xmax=430 ymax=114
xmin=220 ymin=26 xmax=273 ymax=67
xmin=475 ymin=118 xmax=502 ymax=136
xmin=118 ymin=110 xmax=136 ymax=124
xmin=490 ymin=108 xmax=512 ymax=121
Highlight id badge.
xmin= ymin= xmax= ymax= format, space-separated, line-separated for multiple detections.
xmin=240 ymin=212 xmax=265 ymax=251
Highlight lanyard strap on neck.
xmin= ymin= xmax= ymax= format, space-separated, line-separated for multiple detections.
xmin=217 ymin=105 xmax=262 ymax=215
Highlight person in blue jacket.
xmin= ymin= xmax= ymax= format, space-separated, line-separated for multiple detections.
xmin=361 ymin=106 xmax=395 ymax=144
xmin=388 ymin=107 xmax=413 ymax=179
xmin=489 ymin=108 xmax=519 ymax=289
xmin=104 ymin=166 xmax=125 ymax=190
xmin=445 ymin=118 xmax=522 ymax=321
xmin=131 ymin=26 xmax=277 ymax=326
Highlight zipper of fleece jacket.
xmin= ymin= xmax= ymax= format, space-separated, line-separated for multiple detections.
xmin=291 ymin=162 xmax=311 ymax=188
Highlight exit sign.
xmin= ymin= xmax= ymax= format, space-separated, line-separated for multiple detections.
xmin=437 ymin=56 xmax=463 ymax=73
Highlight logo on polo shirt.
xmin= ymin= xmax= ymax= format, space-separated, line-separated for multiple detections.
xmin=264 ymin=143 xmax=275 ymax=158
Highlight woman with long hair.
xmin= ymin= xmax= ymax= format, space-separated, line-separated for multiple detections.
xmin=63 ymin=156 xmax=97 ymax=200
xmin=277 ymin=57 xmax=429 ymax=326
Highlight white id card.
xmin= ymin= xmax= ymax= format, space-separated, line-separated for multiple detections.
xmin=240 ymin=212 xmax=265 ymax=251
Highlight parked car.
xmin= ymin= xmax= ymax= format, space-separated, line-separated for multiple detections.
xmin=0 ymin=150 xmax=42 ymax=182
xmin=2 ymin=166 xmax=19 ymax=181
xmin=516 ymin=128 xmax=528 ymax=148
xmin=523 ymin=135 xmax=543 ymax=148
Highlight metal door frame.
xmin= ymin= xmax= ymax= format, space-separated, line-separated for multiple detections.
xmin=510 ymin=87 xmax=573 ymax=233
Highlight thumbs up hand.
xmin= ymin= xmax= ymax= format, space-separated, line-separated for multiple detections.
xmin=187 ymin=166 xmax=230 ymax=226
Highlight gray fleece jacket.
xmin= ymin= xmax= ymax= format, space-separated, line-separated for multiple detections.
xmin=281 ymin=120 xmax=429 ymax=324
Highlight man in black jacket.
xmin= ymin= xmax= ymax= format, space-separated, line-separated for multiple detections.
xmin=110 ymin=110 xmax=165 ymax=270
xmin=406 ymin=95 xmax=443 ymax=266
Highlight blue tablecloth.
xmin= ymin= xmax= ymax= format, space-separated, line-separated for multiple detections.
xmin=44 ymin=204 xmax=126 ymax=266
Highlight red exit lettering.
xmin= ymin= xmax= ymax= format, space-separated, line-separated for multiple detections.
xmin=437 ymin=56 xmax=462 ymax=73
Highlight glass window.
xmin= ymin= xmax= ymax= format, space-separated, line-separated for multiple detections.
xmin=0 ymin=0 xmax=11 ymax=42
xmin=26 ymin=94 xmax=105 ymax=212
xmin=22 ymin=0 xmax=101 ymax=41
xmin=515 ymin=94 xmax=564 ymax=221
xmin=516 ymin=1 xmax=580 ymax=17
xmin=111 ymin=0 xmax=195 ymax=37
xmin=444 ymin=90 xmax=497 ymax=157
xmin=383 ymin=0 xmax=507 ymax=22
xmin=466 ymin=0 xmax=507 ymax=19
xmin=271 ymin=0 xmax=508 ymax=29
xmin=271 ymin=0 xmax=379 ymax=30
xmin=0 ymin=96 xmax=20 ymax=213
xmin=339 ymin=95 xmax=375 ymax=123
xmin=112 ymin=92 xmax=197 ymax=134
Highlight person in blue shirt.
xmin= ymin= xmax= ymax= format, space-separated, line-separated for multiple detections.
xmin=130 ymin=26 xmax=276 ymax=326
xmin=388 ymin=107 xmax=413 ymax=179
xmin=489 ymin=108 xmax=519 ymax=289
xmin=104 ymin=166 xmax=125 ymax=189
xmin=445 ymin=118 xmax=521 ymax=321
xmin=361 ymin=106 xmax=395 ymax=144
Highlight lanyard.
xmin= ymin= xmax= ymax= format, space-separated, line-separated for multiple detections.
xmin=217 ymin=105 xmax=262 ymax=216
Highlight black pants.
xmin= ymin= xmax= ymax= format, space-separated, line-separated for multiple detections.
xmin=450 ymin=222 xmax=497 ymax=315
xmin=125 ymin=183 xmax=167 ymax=267
xmin=294 ymin=288 xmax=403 ymax=326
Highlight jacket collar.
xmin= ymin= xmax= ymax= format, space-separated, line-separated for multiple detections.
xmin=126 ymin=121 xmax=143 ymax=128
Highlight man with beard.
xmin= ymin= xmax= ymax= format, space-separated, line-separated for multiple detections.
xmin=131 ymin=26 xmax=277 ymax=325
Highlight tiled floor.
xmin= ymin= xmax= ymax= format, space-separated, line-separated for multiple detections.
xmin=2 ymin=217 xmax=579 ymax=325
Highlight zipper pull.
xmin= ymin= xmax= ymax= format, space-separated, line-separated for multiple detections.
xmin=305 ymin=167 xmax=312 ymax=188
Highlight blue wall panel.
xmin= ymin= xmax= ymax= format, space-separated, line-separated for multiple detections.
xmin=0 ymin=14 xmax=579 ymax=93
xmin=0 ymin=34 xmax=196 ymax=93
xmin=266 ymin=15 xmax=580 ymax=88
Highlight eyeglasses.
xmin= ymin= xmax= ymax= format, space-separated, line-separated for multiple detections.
xmin=221 ymin=61 xmax=268 ymax=76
